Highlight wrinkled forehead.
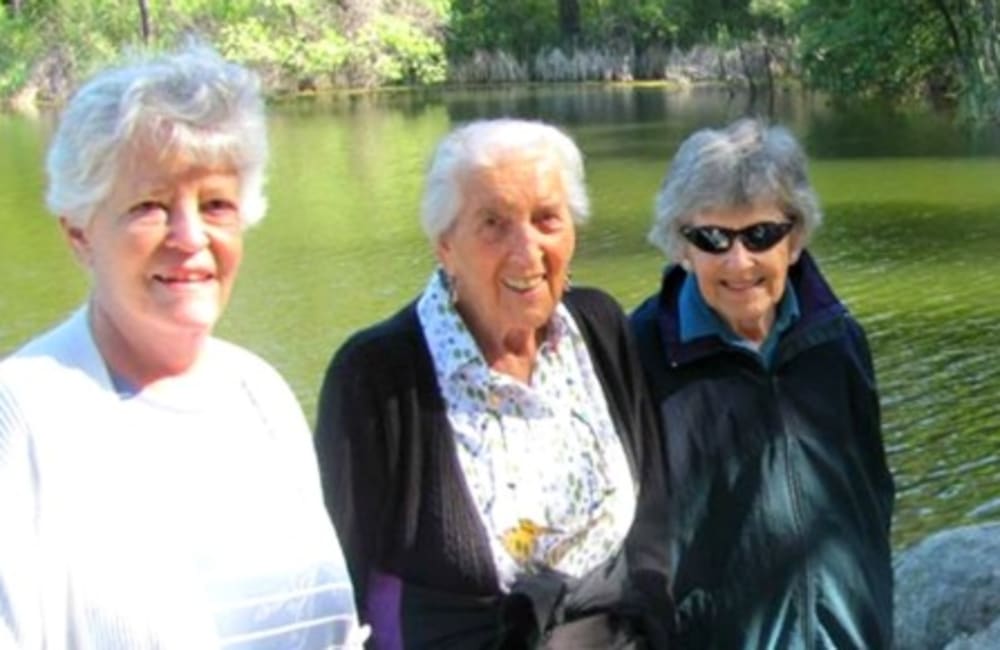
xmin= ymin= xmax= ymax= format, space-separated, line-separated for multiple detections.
xmin=120 ymin=118 xmax=247 ymax=176
xmin=461 ymin=147 xmax=565 ymax=191
xmin=690 ymin=201 xmax=788 ymax=226
xmin=101 ymin=137 xmax=238 ymax=203
xmin=683 ymin=163 xmax=792 ymax=215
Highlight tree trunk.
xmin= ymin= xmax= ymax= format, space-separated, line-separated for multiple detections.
xmin=558 ymin=0 xmax=581 ymax=46
xmin=929 ymin=0 xmax=986 ymax=116
xmin=763 ymin=41 xmax=775 ymax=118
xmin=929 ymin=0 xmax=974 ymax=76
xmin=956 ymin=0 xmax=980 ymax=75
xmin=738 ymin=42 xmax=757 ymax=103
xmin=980 ymin=0 xmax=999 ymax=80
xmin=137 ymin=0 xmax=151 ymax=44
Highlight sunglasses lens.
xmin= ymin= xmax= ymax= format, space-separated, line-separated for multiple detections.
xmin=742 ymin=222 xmax=792 ymax=252
xmin=682 ymin=221 xmax=793 ymax=255
xmin=684 ymin=227 xmax=732 ymax=253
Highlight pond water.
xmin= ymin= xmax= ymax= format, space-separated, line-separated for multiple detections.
xmin=2 ymin=85 xmax=999 ymax=550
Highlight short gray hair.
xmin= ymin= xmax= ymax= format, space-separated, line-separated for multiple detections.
xmin=420 ymin=118 xmax=590 ymax=243
xmin=649 ymin=118 xmax=822 ymax=260
xmin=46 ymin=44 xmax=268 ymax=228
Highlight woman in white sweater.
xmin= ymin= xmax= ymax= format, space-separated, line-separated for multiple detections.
xmin=0 ymin=45 xmax=365 ymax=649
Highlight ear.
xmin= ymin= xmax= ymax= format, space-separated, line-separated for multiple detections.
xmin=435 ymin=232 xmax=454 ymax=274
xmin=60 ymin=217 xmax=94 ymax=268
xmin=789 ymin=231 xmax=805 ymax=265
xmin=678 ymin=244 xmax=694 ymax=272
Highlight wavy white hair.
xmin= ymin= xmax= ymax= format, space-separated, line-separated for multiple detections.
xmin=420 ymin=118 xmax=590 ymax=244
xmin=649 ymin=118 xmax=822 ymax=260
xmin=46 ymin=44 xmax=268 ymax=228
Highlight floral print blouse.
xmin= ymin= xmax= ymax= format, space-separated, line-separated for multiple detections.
xmin=416 ymin=270 xmax=637 ymax=589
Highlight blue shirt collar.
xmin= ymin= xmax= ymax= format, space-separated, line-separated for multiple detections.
xmin=678 ymin=272 xmax=800 ymax=366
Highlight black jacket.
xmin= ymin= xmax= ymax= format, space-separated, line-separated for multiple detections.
xmin=315 ymin=287 xmax=672 ymax=649
xmin=630 ymin=252 xmax=894 ymax=649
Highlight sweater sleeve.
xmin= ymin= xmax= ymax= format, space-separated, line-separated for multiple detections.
xmin=611 ymin=299 xmax=675 ymax=646
xmin=236 ymin=348 xmax=367 ymax=646
xmin=568 ymin=290 xmax=675 ymax=645
xmin=0 ymin=381 xmax=43 ymax=648
xmin=314 ymin=336 xmax=394 ymax=620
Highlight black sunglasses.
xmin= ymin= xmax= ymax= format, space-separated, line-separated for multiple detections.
xmin=680 ymin=220 xmax=795 ymax=254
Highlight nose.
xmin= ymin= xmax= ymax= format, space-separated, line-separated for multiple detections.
xmin=508 ymin=221 xmax=543 ymax=266
xmin=165 ymin=201 xmax=209 ymax=251
xmin=722 ymin=238 xmax=755 ymax=269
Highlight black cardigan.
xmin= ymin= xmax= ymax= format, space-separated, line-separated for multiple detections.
xmin=315 ymin=287 xmax=671 ymax=649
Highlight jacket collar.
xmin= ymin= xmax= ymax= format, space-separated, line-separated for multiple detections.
xmin=656 ymin=249 xmax=846 ymax=367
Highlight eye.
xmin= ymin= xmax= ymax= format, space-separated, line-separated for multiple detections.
xmin=474 ymin=211 xmax=509 ymax=244
xmin=127 ymin=200 xmax=168 ymax=222
xmin=533 ymin=209 xmax=564 ymax=231
xmin=478 ymin=210 xmax=505 ymax=232
xmin=202 ymin=198 xmax=240 ymax=224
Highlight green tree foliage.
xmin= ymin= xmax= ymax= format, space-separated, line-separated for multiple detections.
xmin=928 ymin=0 xmax=1000 ymax=120
xmin=449 ymin=0 xmax=692 ymax=55
xmin=203 ymin=0 xmax=446 ymax=87
xmin=798 ymin=0 xmax=1000 ymax=120
xmin=369 ymin=12 xmax=447 ymax=84
xmin=1 ymin=0 xmax=446 ymax=102
xmin=749 ymin=0 xmax=806 ymax=35
xmin=1 ymin=0 xmax=997 ymax=123
xmin=0 ymin=6 xmax=41 ymax=98
xmin=448 ymin=0 xmax=560 ymax=58
xmin=213 ymin=1 xmax=351 ymax=88
xmin=1 ymin=0 xmax=144 ymax=102
xmin=580 ymin=0 xmax=681 ymax=51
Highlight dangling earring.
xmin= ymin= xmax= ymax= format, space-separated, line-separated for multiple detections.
xmin=564 ymin=269 xmax=573 ymax=292
xmin=438 ymin=267 xmax=459 ymax=306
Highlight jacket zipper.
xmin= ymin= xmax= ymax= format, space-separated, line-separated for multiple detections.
xmin=772 ymin=373 xmax=814 ymax=649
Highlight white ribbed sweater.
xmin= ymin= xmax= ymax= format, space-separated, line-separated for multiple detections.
xmin=0 ymin=308 xmax=362 ymax=649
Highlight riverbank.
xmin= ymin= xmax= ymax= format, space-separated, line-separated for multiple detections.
xmin=5 ymin=1 xmax=1000 ymax=122
xmin=3 ymin=39 xmax=792 ymax=114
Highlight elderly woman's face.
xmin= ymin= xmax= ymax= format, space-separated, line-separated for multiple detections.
xmin=683 ymin=204 xmax=801 ymax=343
xmin=437 ymin=152 xmax=575 ymax=348
xmin=63 ymin=149 xmax=244 ymax=344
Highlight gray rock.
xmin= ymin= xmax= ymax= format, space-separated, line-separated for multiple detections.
xmin=943 ymin=615 xmax=1000 ymax=650
xmin=894 ymin=523 xmax=1000 ymax=650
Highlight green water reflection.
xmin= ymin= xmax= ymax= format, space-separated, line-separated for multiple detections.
xmin=2 ymin=85 xmax=999 ymax=550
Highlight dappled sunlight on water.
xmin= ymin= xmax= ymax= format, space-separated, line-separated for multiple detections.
xmin=818 ymin=199 xmax=1000 ymax=527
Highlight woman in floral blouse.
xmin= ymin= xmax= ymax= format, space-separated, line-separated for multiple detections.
xmin=313 ymin=118 xmax=672 ymax=649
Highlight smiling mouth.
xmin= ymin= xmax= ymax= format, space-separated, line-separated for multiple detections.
xmin=153 ymin=271 xmax=214 ymax=285
xmin=502 ymin=275 xmax=546 ymax=293
xmin=722 ymin=278 xmax=765 ymax=292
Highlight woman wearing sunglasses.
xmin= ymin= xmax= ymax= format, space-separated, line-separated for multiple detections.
xmin=631 ymin=118 xmax=895 ymax=649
